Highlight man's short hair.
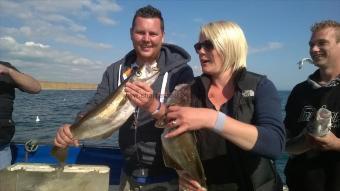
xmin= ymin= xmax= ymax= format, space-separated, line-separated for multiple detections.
xmin=311 ymin=20 xmax=340 ymax=42
xmin=132 ymin=5 xmax=164 ymax=32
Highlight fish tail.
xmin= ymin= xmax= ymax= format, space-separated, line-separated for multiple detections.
xmin=51 ymin=146 xmax=68 ymax=165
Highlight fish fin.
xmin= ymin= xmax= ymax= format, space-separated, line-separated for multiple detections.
xmin=51 ymin=146 xmax=68 ymax=164
xmin=285 ymin=134 xmax=311 ymax=155
xmin=99 ymin=129 xmax=116 ymax=139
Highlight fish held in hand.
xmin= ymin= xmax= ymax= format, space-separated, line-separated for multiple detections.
xmin=156 ymin=84 xmax=207 ymax=189
xmin=307 ymin=107 xmax=332 ymax=137
xmin=51 ymin=64 xmax=159 ymax=163
xmin=286 ymin=107 xmax=332 ymax=155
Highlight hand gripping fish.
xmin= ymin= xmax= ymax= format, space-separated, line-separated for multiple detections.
xmin=286 ymin=107 xmax=332 ymax=155
xmin=156 ymin=84 xmax=207 ymax=190
xmin=51 ymin=64 xmax=160 ymax=163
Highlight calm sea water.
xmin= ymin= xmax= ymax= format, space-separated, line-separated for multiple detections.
xmin=12 ymin=89 xmax=290 ymax=182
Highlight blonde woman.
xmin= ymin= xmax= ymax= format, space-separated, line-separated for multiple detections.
xmin=165 ymin=21 xmax=285 ymax=191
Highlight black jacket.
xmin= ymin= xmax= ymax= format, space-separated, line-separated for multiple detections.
xmin=0 ymin=61 xmax=18 ymax=146
xmin=191 ymin=69 xmax=283 ymax=191
xmin=284 ymin=70 xmax=340 ymax=191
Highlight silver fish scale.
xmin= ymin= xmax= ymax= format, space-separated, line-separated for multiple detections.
xmin=71 ymin=64 xmax=159 ymax=140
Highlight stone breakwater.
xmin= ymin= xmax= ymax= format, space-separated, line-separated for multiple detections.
xmin=39 ymin=81 xmax=97 ymax=90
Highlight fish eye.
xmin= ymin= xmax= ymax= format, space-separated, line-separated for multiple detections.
xmin=136 ymin=71 xmax=142 ymax=76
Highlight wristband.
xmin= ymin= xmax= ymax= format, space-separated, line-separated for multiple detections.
xmin=213 ymin=111 xmax=226 ymax=133
xmin=151 ymin=101 xmax=161 ymax=115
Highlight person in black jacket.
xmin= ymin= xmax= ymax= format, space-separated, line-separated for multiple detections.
xmin=284 ymin=20 xmax=340 ymax=191
xmin=53 ymin=5 xmax=194 ymax=191
xmin=0 ymin=61 xmax=41 ymax=170
xmin=164 ymin=21 xmax=285 ymax=191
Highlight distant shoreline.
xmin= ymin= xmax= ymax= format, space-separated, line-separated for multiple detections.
xmin=39 ymin=81 xmax=97 ymax=90
xmin=38 ymin=81 xmax=292 ymax=92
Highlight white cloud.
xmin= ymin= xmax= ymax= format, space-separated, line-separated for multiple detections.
xmin=25 ymin=42 xmax=50 ymax=49
xmin=44 ymin=14 xmax=87 ymax=32
xmin=0 ymin=0 xmax=120 ymax=49
xmin=249 ymin=42 xmax=284 ymax=54
xmin=0 ymin=36 xmax=107 ymax=83
xmin=54 ymin=34 xmax=112 ymax=49
xmin=98 ymin=16 xmax=119 ymax=26
xmin=88 ymin=0 xmax=121 ymax=26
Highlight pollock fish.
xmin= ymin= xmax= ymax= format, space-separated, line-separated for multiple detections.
xmin=286 ymin=107 xmax=332 ymax=155
xmin=51 ymin=64 xmax=159 ymax=163
xmin=156 ymin=84 xmax=207 ymax=189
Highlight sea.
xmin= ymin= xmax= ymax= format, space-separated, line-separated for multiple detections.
xmin=12 ymin=89 xmax=290 ymax=183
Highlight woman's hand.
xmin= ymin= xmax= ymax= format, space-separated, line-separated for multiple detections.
xmin=125 ymin=81 xmax=159 ymax=113
xmin=178 ymin=171 xmax=206 ymax=191
xmin=54 ymin=124 xmax=79 ymax=148
xmin=164 ymin=106 xmax=217 ymax=138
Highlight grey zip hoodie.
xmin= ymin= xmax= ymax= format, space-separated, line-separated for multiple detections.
xmin=79 ymin=43 xmax=194 ymax=177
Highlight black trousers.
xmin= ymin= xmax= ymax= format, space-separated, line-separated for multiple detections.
xmin=0 ymin=119 xmax=15 ymax=147
xmin=285 ymin=154 xmax=340 ymax=191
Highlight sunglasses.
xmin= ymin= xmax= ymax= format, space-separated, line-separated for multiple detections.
xmin=194 ymin=40 xmax=214 ymax=53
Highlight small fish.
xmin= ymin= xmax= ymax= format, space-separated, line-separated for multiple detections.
xmin=51 ymin=64 xmax=160 ymax=163
xmin=286 ymin=107 xmax=332 ymax=155
xmin=156 ymin=84 xmax=207 ymax=189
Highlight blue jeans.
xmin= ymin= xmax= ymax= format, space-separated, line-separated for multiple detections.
xmin=0 ymin=144 xmax=11 ymax=170
xmin=119 ymin=170 xmax=179 ymax=191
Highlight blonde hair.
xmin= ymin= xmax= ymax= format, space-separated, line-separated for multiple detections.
xmin=311 ymin=20 xmax=340 ymax=42
xmin=200 ymin=21 xmax=248 ymax=72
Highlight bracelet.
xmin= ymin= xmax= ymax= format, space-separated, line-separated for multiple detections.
xmin=151 ymin=101 xmax=161 ymax=115
xmin=213 ymin=111 xmax=226 ymax=133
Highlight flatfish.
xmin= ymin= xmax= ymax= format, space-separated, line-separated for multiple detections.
xmin=156 ymin=84 xmax=207 ymax=189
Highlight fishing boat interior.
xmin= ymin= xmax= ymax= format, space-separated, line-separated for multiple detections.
xmin=4 ymin=141 xmax=123 ymax=190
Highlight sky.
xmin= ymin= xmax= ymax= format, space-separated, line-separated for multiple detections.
xmin=0 ymin=0 xmax=339 ymax=90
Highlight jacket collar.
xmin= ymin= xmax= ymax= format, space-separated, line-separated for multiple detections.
xmin=198 ymin=67 xmax=248 ymax=92
xmin=307 ymin=69 xmax=340 ymax=89
xmin=122 ymin=43 xmax=190 ymax=75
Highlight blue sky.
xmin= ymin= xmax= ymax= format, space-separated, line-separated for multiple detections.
xmin=0 ymin=0 xmax=339 ymax=90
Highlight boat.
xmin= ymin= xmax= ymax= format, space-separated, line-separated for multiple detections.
xmin=6 ymin=142 xmax=290 ymax=191
xmin=8 ymin=141 xmax=123 ymax=190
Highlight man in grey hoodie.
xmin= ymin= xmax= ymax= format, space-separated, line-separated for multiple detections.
xmin=54 ymin=5 xmax=194 ymax=191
